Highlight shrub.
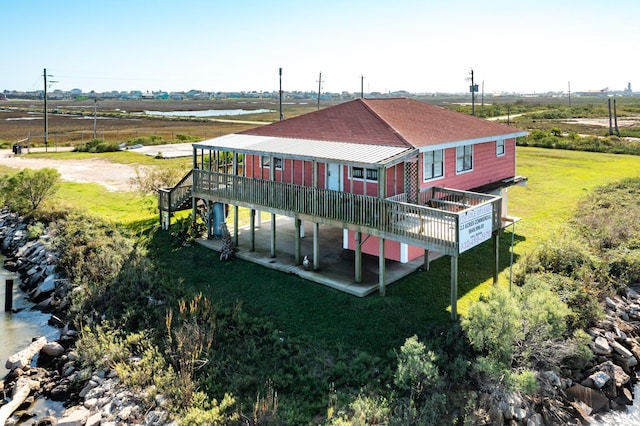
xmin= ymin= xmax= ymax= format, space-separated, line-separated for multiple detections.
xmin=0 ymin=168 xmax=60 ymax=213
xmin=130 ymin=166 xmax=189 ymax=194
xmin=508 ymin=370 xmax=538 ymax=394
xmin=26 ymin=221 xmax=46 ymax=240
xmin=74 ymin=139 xmax=120 ymax=153
xmin=462 ymin=286 xmax=521 ymax=365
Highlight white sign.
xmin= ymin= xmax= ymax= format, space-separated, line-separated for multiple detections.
xmin=458 ymin=203 xmax=493 ymax=253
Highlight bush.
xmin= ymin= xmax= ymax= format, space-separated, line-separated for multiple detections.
xmin=462 ymin=286 xmax=521 ymax=365
xmin=74 ymin=139 xmax=120 ymax=153
xmin=0 ymin=167 xmax=60 ymax=213
xmin=130 ymin=166 xmax=189 ymax=193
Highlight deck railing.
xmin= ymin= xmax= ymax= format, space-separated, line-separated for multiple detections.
xmin=158 ymin=170 xmax=193 ymax=212
xmin=192 ymin=170 xmax=500 ymax=254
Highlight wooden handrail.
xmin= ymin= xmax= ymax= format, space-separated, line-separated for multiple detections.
xmin=189 ymin=170 xmax=505 ymax=255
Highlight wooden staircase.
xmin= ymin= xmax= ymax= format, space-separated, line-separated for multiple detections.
xmin=158 ymin=171 xmax=193 ymax=227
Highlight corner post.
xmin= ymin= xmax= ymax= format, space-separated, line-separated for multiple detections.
xmin=493 ymin=230 xmax=500 ymax=285
xmin=294 ymin=218 xmax=302 ymax=264
xmin=355 ymin=231 xmax=362 ymax=283
xmin=451 ymin=255 xmax=458 ymax=320
xmin=379 ymin=238 xmax=386 ymax=296
xmin=249 ymin=209 xmax=256 ymax=252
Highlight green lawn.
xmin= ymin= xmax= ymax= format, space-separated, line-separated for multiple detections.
xmin=22 ymin=147 xmax=640 ymax=356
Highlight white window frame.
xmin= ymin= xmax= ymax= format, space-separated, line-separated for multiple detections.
xmin=456 ymin=145 xmax=473 ymax=173
xmin=423 ymin=149 xmax=444 ymax=182
xmin=496 ymin=139 xmax=505 ymax=157
xmin=261 ymin=155 xmax=283 ymax=170
xmin=350 ymin=166 xmax=378 ymax=181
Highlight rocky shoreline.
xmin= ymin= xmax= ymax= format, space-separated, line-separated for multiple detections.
xmin=0 ymin=211 xmax=172 ymax=426
xmin=1 ymin=209 xmax=640 ymax=425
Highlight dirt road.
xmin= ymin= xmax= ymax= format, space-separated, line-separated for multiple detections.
xmin=0 ymin=150 xmax=139 ymax=191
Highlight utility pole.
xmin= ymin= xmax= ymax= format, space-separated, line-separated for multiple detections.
xmin=43 ymin=68 xmax=50 ymax=152
xmin=316 ymin=72 xmax=323 ymax=111
xmin=467 ymin=69 xmax=479 ymax=116
xmin=568 ymin=81 xmax=571 ymax=107
xmin=360 ymin=75 xmax=365 ymax=98
xmin=608 ymin=98 xmax=613 ymax=135
xmin=93 ymin=97 xmax=97 ymax=140
xmin=614 ymin=99 xmax=620 ymax=136
xmin=279 ymin=68 xmax=283 ymax=121
xmin=43 ymin=68 xmax=57 ymax=152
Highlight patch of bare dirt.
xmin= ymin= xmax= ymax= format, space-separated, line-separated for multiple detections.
xmin=0 ymin=149 xmax=138 ymax=191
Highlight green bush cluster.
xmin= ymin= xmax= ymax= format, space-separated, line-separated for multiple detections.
xmin=0 ymin=167 xmax=60 ymax=214
xmin=518 ymin=129 xmax=640 ymax=155
xmin=127 ymin=135 xmax=163 ymax=145
xmin=74 ymin=139 xmax=121 ymax=153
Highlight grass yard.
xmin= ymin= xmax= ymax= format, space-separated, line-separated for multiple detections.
xmin=13 ymin=146 xmax=640 ymax=357
xmin=141 ymin=147 xmax=640 ymax=356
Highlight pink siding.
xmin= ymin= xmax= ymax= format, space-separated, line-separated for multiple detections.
xmin=346 ymin=230 xmax=425 ymax=263
xmin=420 ymin=138 xmax=516 ymax=191
xmin=341 ymin=163 xmax=404 ymax=197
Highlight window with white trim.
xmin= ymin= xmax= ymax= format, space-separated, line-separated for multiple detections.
xmin=351 ymin=167 xmax=378 ymax=181
xmin=423 ymin=149 xmax=444 ymax=181
xmin=496 ymin=139 xmax=505 ymax=156
xmin=261 ymin=155 xmax=283 ymax=170
xmin=456 ymin=145 xmax=473 ymax=173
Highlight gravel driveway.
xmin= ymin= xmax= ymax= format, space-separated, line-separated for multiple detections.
xmin=0 ymin=149 xmax=139 ymax=192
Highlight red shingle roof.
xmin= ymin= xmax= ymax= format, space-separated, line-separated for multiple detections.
xmin=240 ymin=98 xmax=525 ymax=148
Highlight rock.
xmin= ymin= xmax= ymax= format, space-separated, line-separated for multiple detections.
xmin=58 ymin=406 xmax=90 ymax=426
xmin=566 ymin=383 xmax=609 ymax=413
xmin=589 ymin=371 xmax=610 ymax=389
xmin=49 ymin=383 xmax=72 ymax=401
xmin=145 ymin=410 xmax=169 ymax=425
xmin=5 ymin=336 xmax=47 ymax=370
xmin=86 ymin=412 xmax=101 ymax=426
xmin=41 ymin=341 xmax=65 ymax=357
xmin=37 ymin=415 xmax=59 ymax=425
xmin=39 ymin=274 xmax=56 ymax=294
xmin=79 ymin=381 xmax=97 ymax=399
xmin=591 ymin=336 xmax=612 ymax=355
xmin=610 ymin=340 xmax=634 ymax=359
xmin=526 ymin=413 xmax=544 ymax=426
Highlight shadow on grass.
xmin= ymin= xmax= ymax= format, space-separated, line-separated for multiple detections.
xmin=146 ymin=226 xmax=525 ymax=357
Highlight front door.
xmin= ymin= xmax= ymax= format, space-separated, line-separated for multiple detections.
xmin=327 ymin=163 xmax=340 ymax=191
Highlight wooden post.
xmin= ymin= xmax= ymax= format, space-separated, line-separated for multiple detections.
xmin=233 ymin=205 xmax=239 ymax=247
xmin=294 ymin=218 xmax=301 ymax=264
xmin=424 ymin=249 xmax=430 ymax=271
xmin=493 ymin=230 xmax=499 ymax=285
xmin=250 ymin=209 xmax=256 ymax=252
xmin=355 ymin=231 xmax=362 ymax=283
xmin=270 ymin=213 xmax=276 ymax=258
xmin=451 ymin=256 xmax=458 ymax=321
xmin=313 ymin=222 xmax=319 ymax=270
xmin=379 ymin=238 xmax=386 ymax=296
xmin=4 ymin=279 xmax=13 ymax=312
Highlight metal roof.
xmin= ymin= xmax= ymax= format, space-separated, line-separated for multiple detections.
xmin=193 ymin=134 xmax=415 ymax=166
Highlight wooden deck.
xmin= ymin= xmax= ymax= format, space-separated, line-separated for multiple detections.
xmin=177 ymin=170 xmax=501 ymax=256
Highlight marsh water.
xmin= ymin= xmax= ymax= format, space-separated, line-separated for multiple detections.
xmin=0 ymin=257 xmax=58 ymax=379
xmin=142 ymin=108 xmax=272 ymax=117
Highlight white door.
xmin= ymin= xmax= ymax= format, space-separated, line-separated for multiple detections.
xmin=327 ymin=163 xmax=340 ymax=191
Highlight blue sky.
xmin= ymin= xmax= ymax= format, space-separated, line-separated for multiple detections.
xmin=2 ymin=0 xmax=638 ymax=94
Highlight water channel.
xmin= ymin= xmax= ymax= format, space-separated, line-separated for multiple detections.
xmin=1 ymin=260 xmax=58 ymax=378
xmin=142 ymin=108 xmax=272 ymax=117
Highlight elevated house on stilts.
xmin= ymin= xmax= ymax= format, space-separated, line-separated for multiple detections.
xmin=158 ymin=98 xmax=527 ymax=319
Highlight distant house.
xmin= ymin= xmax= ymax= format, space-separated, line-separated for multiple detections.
xmin=159 ymin=98 xmax=527 ymax=318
